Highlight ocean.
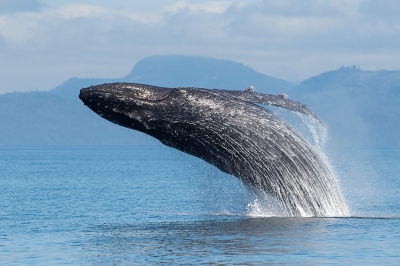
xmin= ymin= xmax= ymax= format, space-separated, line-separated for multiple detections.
xmin=1 ymin=145 xmax=399 ymax=265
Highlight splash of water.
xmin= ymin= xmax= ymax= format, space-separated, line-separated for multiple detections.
xmin=244 ymin=106 xmax=350 ymax=217
xmin=246 ymin=193 xmax=286 ymax=217
xmin=295 ymin=111 xmax=350 ymax=217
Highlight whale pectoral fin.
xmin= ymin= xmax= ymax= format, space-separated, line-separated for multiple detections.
xmin=217 ymin=90 xmax=325 ymax=126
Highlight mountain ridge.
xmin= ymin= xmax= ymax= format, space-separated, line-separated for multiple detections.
xmin=50 ymin=55 xmax=293 ymax=100
xmin=1 ymin=55 xmax=399 ymax=146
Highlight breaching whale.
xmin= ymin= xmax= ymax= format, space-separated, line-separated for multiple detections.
xmin=79 ymin=83 xmax=349 ymax=217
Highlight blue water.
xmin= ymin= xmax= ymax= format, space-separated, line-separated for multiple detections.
xmin=1 ymin=145 xmax=400 ymax=265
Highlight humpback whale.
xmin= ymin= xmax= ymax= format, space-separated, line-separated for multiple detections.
xmin=79 ymin=83 xmax=349 ymax=217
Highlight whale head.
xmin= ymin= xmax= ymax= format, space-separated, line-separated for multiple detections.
xmin=79 ymin=82 xmax=174 ymax=134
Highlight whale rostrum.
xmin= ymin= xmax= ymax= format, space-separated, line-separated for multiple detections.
xmin=79 ymin=82 xmax=349 ymax=217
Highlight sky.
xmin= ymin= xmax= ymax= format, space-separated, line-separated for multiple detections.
xmin=0 ymin=0 xmax=399 ymax=94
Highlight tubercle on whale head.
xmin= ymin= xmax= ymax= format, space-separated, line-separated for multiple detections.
xmin=79 ymin=82 xmax=173 ymax=104
xmin=79 ymin=82 xmax=174 ymax=133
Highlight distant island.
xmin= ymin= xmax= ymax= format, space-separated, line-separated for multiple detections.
xmin=0 ymin=55 xmax=399 ymax=146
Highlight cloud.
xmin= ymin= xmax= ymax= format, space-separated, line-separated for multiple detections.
xmin=359 ymin=0 xmax=400 ymax=19
xmin=163 ymin=0 xmax=233 ymax=13
xmin=0 ymin=0 xmax=45 ymax=14
xmin=0 ymin=0 xmax=399 ymax=93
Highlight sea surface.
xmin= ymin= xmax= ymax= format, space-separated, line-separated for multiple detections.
xmin=1 ymin=145 xmax=400 ymax=265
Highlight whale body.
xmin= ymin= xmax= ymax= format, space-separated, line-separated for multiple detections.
xmin=79 ymin=83 xmax=349 ymax=217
